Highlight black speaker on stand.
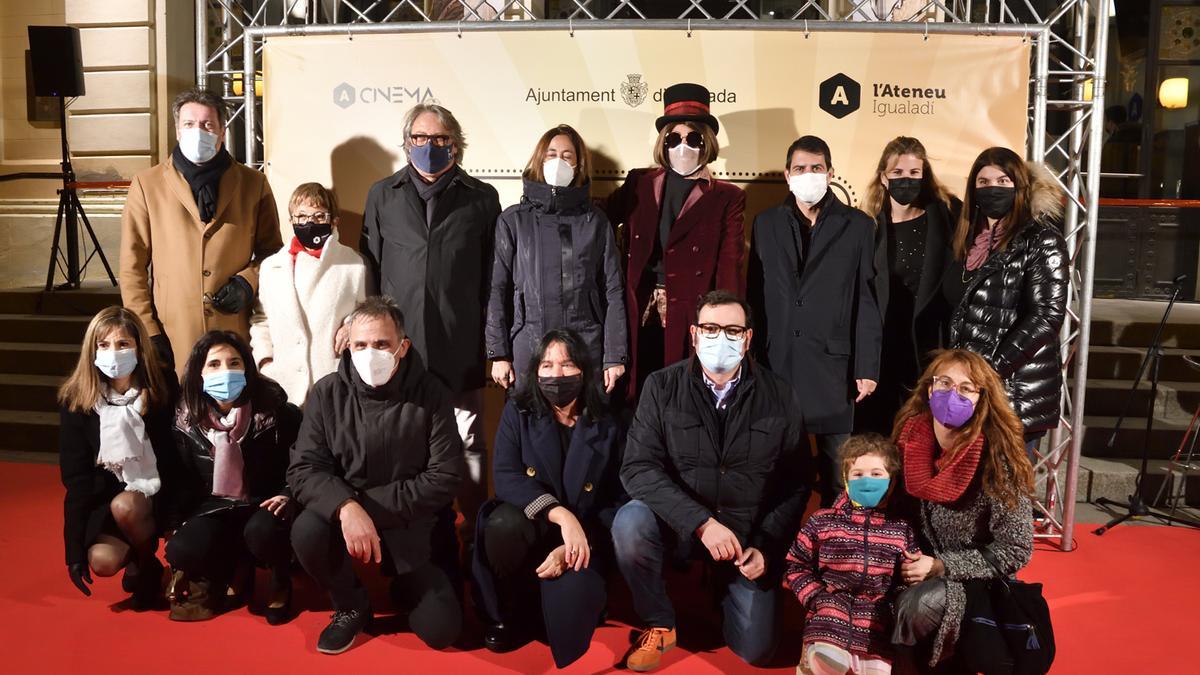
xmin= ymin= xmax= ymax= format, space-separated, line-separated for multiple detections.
xmin=28 ymin=25 xmax=116 ymax=292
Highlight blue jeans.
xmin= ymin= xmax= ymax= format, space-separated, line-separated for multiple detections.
xmin=610 ymin=500 xmax=778 ymax=666
xmin=1025 ymin=433 xmax=1045 ymax=463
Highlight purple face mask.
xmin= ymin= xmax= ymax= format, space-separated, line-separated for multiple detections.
xmin=929 ymin=389 xmax=975 ymax=428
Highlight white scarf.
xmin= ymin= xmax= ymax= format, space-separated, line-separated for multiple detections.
xmin=94 ymin=386 xmax=161 ymax=497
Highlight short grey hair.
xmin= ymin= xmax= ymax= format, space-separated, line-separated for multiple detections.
xmin=402 ymin=103 xmax=467 ymax=163
xmin=172 ymin=88 xmax=228 ymax=129
xmin=346 ymin=296 xmax=406 ymax=339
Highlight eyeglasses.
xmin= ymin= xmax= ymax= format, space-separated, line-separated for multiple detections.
xmin=290 ymin=212 xmax=332 ymax=224
xmin=665 ymin=131 xmax=704 ymax=150
xmin=409 ymin=133 xmax=452 ymax=147
xmin=931 ymin=375 xmax=980 ymax=396
xmin=695 ymin=323 xmax=748 ymax=340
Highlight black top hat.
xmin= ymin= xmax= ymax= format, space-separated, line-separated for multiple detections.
xmin=655 ymin=82 xmax=720 ymax=135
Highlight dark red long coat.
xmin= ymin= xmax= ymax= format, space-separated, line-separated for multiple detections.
xmin=603 ymin=167 xmax=745 ymax=396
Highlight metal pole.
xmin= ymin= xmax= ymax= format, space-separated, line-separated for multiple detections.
xmin=242 ymin=18 xmax=1046 ymax=39
xmin=1029 ymin=26 xmax=1048 ymax=161
xmin=223 ymin=9 xmax=235 ymax=150
xmin=243 ymin=29 xmax=256 ymax=165
xmin=1028 ymin=15 xmax=1060 ymax=543
xmin=1046 ymin=0 xmax=1090 ymax=541
xmin=1062 ymin=0 xmax=1111 ymax=552
xmin=60 ymin=96 xmax=80 ymax=288
xmin=196 ymin=0 xmax=208 ymax=87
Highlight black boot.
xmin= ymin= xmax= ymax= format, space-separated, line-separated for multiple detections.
xmin=484 ymin=621 xmax=527 ymax=653
xmin=483 ymin=573 xmax=534 ymax=653
xmin=263 ymin=566 xmax=294 ymax=626
xmin=130 ymin=555 xmax=165 ymax=611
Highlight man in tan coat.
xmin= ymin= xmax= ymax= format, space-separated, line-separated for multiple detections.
xmin=120 ymin=89 xmax=281 ymax=375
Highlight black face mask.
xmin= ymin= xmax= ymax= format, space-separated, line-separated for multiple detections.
xmin=538 ymin=374 xmax=583 ymax=408
xmin=975 ymin=186 xmax=1016 ymax=219
xmin=887 ymin=177 xmax=922 ymax=206
xmin=293 ymin=221 xmax=333 ymax=249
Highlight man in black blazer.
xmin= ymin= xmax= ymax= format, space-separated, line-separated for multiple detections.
xmin=747 ymin=135 xmax=883 ymax=506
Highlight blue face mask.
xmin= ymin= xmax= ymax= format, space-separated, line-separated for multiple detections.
xmin=847 ymin=476 xmax=891 ymax=508
xmin=696 ymin=333 xmax=744 ymax=374
xmin=203 ymin=370 xmax=247 ymax=403
xmin=409 ymin=142 xmax=453 ymax=175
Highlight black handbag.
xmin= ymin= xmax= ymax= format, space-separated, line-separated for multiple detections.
xmin=957 ymin=548 xmax=1055 ymax=675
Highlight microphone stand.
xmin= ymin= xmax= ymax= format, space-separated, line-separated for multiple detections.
xmin=1094 ymin=274 xmax=1200 ymax=534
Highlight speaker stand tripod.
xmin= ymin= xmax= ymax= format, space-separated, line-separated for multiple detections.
xmin=44 ymin=95 xmax=116 ymax=292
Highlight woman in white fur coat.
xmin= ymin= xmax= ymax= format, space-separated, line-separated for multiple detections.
xmin=250 ymin=183 xmax=367 ymax=405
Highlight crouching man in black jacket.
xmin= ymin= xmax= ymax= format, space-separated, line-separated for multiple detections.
xmin=613 ymin=290 xmax=812 ymax=672
xmin=288 ymin=296 xmax=465 ymax=655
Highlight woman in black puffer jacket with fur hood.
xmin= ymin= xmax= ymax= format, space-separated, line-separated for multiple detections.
xmin=942 ymin=147 xmax=1067 ymax=451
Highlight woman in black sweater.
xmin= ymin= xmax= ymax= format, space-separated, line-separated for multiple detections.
xmin=58 ymin=306 xmax=177 ymax=608
xmin=856 ymin=136 xmax=960 ymax=435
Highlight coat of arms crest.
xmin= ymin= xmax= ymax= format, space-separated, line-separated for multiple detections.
xmin=620 ymin=74 xmax=648 ymax=108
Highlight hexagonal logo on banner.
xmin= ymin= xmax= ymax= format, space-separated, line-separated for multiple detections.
xmin=819 ymin=73 xmax=860 ymax=119
xmin=332 ymin=82 xmax=356 ymax=109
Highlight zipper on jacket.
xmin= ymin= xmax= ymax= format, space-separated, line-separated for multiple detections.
xmin=856 ymin=507 xmax=870 ymax=652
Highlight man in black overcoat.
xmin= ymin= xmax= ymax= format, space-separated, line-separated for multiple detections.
xmin=747 ymin=135 xmax=883 ymax=506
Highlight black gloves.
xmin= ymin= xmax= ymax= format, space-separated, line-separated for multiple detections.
xmin=68 ymin=562 xmax=92 ymax=596
xmin=212 ymin=275 xmax=254 ymax=314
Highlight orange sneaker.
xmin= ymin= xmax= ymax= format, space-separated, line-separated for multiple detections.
xmin=626 ymin=626 xmax=678 ymax=672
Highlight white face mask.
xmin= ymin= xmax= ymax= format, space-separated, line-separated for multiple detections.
xmin=178 ymin=127 xmax=220 ymax=164
xmin=351 ymin=347 xmax=398 ymax=387
xmin=94 ymin=348 xmax=138 ymax=379
xmin=789 ymin=172 xmax=829 ymax=205
xmin=542 ymin=157 xmax=576 ymax=188
xmin=668 ymin=143 xmax=702 ymax=177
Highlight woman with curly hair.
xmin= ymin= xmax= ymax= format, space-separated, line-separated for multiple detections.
xmin=890 ymin=348 xmax=1035 ymax=670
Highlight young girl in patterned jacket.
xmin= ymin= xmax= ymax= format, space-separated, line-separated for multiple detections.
xmin=784 ymin=434 xmax=919 ymax=675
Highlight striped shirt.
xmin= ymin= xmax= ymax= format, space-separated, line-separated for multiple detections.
xmin=783 ymin=493 xmax=920 ymax=660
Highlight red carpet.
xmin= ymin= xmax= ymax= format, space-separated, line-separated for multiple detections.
xmin=1 ymin=460 xmax=1195 ymax=674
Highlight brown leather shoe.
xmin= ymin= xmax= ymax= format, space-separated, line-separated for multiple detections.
xmin=625 ymin=627 xmax=677 ymax=672
xmin=168 ymin=574 xmax=223 ymax=622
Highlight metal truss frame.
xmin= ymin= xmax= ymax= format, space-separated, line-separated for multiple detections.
xmin=197 ymin=0 xmax=1110 ymax=551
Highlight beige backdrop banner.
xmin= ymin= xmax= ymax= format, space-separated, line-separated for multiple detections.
xmin=262 ymin=29 xmax=1030 ymax=249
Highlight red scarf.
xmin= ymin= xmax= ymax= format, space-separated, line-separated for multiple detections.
xmin=289 ymin=237 xmax=322 ymax=260
xmin=898 ymin=413 xmax=984 ymax=504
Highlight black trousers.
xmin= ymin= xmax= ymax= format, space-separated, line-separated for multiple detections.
xmin=635 ymin=307 xmax=667 ymax=396
xmin=291 ymin=508 xmax=462 ymax=650
xmin=165 ymin=506 xmax=291 ymax=584
xmin=814 ymin=432 xmax=851 ymax=507
xmin=477 ymin=501 xmax=608 ymax=668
